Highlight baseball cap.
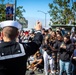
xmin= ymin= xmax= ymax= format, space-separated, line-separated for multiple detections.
xmin=0 ymin=20 xmax=22 ymax=30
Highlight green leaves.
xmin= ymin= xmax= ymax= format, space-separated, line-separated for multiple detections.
xmin=0 ymin=4 xmax=6 ymax=21
xmin=48 ymin=0 xmax=75 ymax=25
xmin=16 ymin=6 xmax=25 ymax=19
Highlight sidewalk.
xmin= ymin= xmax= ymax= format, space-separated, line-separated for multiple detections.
xmin=26 ymin=70 xmax=55 ymax=75
xmin=26 ymin=70 xmax=44 ymax=75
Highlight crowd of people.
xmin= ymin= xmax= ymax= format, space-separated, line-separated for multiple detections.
xmin=0 ymin=20 xmax=76 ymax=75
xmin=15 ymin=26 xmax=76 ymax=75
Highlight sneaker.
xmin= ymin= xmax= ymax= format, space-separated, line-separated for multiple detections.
xmin=38 ymin=69 xmax=43 ymax=73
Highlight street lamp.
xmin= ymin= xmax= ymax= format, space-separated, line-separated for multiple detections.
xmin=37 ymin=10 xmax=47 ymax=27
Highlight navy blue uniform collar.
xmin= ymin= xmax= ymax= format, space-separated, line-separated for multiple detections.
xmin=0 ymin=41 xmax=17 ymax=47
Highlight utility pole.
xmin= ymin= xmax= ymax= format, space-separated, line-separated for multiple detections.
xmin=14 ymin=0 xmax=17 ymax=20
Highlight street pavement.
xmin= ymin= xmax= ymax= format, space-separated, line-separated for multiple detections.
xmin=26 ymin=70 xmax=45 ymax=75
xmin=26 ymin=70 xmax=56 ymax=75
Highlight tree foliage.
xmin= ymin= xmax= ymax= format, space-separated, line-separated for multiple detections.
xmin=16 ymin=6 xmax=25 ymax=19
xmin=48 ymin=0 xmax=76 ymax=25
xmin=0 ymin=4 xmax=6 ymax=21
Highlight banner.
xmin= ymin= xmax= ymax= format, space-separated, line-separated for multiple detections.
xmin=6 ymin=4 xmax=14 ymax=20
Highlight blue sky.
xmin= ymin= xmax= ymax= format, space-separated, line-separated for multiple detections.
xmin=17 ymin=0 xmax=53 ymax=28
xmin=3 ymin=0 xmax=76 ymax=29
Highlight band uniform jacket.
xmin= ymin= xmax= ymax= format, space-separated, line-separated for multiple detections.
xmin=0 ymin=32 xmax=43 ymax=75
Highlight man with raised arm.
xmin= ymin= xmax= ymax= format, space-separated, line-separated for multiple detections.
xmin=0 ymin=20 xmax=43 ymax=75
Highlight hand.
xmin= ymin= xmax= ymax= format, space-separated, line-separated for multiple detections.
xmin=63 ymin=46 xmax=66 ymax=49
xmin=73 ymin=57 xmax=76 ymax=60
xmin=35 ymin=21 xmax=42 ymax=31
xmin=60 ymin=45 xmax=66 ymax=49
xmin=34 ymin=64 xmax=38 ymax=67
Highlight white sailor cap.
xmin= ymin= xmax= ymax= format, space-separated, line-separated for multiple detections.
xmin=0 ymin=20 xmax=22 ymax=30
